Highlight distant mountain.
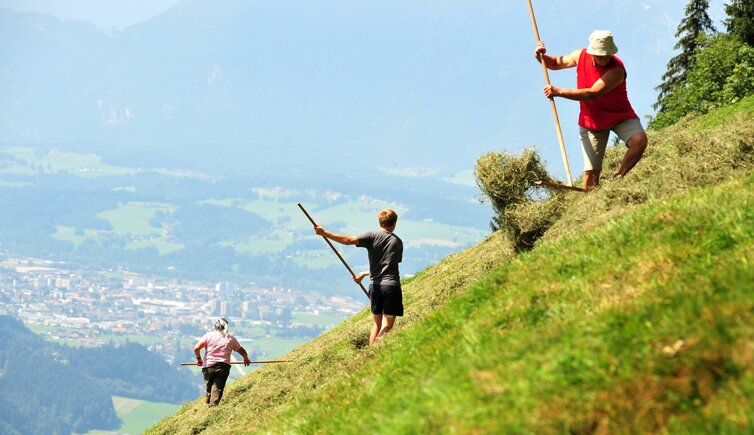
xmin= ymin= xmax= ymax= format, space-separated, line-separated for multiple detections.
xmin=2 ymin=0 xmax=512 ymax=173
xmin=0 ymin=315 xmax=195 ymax=434
xmin=0 ymin=1 xmax=686 ymax=177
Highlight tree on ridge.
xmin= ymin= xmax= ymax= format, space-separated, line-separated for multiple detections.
xmin=725 ymin=0 xmax=754 ymax=46
xmin=654 ymin=0 xmax=716 ymax=113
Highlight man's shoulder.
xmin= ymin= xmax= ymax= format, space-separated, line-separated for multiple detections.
xmin=376 ymin=231 xmax=401 ymax=241
xmin=357 ymin=230 xmax=378 ymax=243
xmin=610 ymin=55 xmax=627 ymax=68
xmin=386 ymin=232 xmax=403 ymax=250
xmin=567 ymin=48 xmax=586 ymax=66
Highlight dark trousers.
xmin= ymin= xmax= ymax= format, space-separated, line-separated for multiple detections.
xmin=202 ymin=362 xmax=231 ymax=407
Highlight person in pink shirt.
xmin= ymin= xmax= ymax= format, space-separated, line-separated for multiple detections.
xmin=193 ymin=318 xmax=251 ymax=407
xmin=534 ymin=30 xmax=649 ymax=190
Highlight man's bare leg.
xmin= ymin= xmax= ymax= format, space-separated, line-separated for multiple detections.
xmin=614 ymin=131 xmax=648 ymax=178
xmin=370 ymin=314 xmax=383 ymax=347
xmin=584 ymin=170 xmax=601 ymax=191
xmin=374 ymin=315 xmax=396 ymax=345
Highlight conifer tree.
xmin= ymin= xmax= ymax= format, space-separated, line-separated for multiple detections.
xmin=654 ymin=0 xmax=716 ymax=112
xmin=725 ymin=0 xmax=754 ymax=46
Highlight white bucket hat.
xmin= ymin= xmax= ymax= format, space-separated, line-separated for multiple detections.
xmin=586 ymin=30 xmax=618 ymax=56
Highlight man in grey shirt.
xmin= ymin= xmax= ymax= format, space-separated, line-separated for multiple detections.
xmin=314 ymin=209 xmax=403 ymax=346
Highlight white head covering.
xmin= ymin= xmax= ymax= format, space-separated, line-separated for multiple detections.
xmin=586 ymin=30 xmax=618 ymax=56
xmin=214 ymin=317 xmax=229 ymax=336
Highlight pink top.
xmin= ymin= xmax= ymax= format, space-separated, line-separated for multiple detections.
xmin=576 ymin=49 xmax=638 ymax=130
xmin=200 ymin=331 xmax=241 ymax=367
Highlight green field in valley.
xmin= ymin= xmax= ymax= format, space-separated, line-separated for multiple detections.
xmin=16 ymin=152 xmax=488 ymax=262
xmin=0 ymin=146 xmax=137 ymax=178
xmin=50 ymin=202 xmax=185 ymax=254
xmin=97 ymin=202 xmax=173 ymax=236
xmin=208 ymin=196 xmax=486 ymax=258
xmin=87 ymin=396 xmax=181 ymax=435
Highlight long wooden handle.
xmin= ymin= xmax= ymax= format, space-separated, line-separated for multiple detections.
xmin=526 ymin=0 xmax=574 ymax=187
xmin=180 ymin=360 xmax=290 ymax=366
xmin=297 ymin=203 xmax=370 ymax=299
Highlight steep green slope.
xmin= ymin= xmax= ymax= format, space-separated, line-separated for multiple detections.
xmin=150 ymin=97 xmax=754 ymax=434
xmin=270 ymin=175 xmax=753 ymax=433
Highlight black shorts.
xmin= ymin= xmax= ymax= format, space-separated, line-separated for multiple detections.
xmin=369 ymin=283 xmax=403 ymax=316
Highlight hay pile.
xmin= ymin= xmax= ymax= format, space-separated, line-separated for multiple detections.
xmin=474 ymin=149 xmax=550 ymax=212
xmin=475 ymin=99 xmax=754 ymax=249
xmin=474 ymin=149 xmax=567 ymax=250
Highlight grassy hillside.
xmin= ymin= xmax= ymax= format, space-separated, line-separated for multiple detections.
xmin=149 ymin=96 xmax=754 ymax=434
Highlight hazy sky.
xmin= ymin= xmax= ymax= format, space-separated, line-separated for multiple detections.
xmin=0 ymin=0 xmax=730 ymax=35
xmin=0 ymin=0 xmax=181 ymax=30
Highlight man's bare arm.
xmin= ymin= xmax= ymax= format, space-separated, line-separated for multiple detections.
xmin=237 ymin=346 xmax=251 ymax=366
xmin=544 ymin=68 xmax=624 ymax=101
xmin=314 ymin=225 xmax=359 ymax=245
xmin=193 ymin=341 xmax=206 ymax=365
xmin=534 ymin=43 xmax=581 ymax=70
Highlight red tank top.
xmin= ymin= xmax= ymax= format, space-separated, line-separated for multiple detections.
xmin=576 ymin=49 xmax=638 ymax=130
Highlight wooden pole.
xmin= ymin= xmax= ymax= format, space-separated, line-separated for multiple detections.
xmin=526 ymin=0 xmax=574 ymax=186
xmin=534 ymin=180 xmax=585 ymax=193
xmin=297 ymin=203 xmax=370 ymax=299
xmin=180 ymin=360 xmax=290 ymax=366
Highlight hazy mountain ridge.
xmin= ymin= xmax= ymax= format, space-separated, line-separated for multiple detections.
xmin=1 ymin=0 xmax=686 ymax=176
xmin=2 ymin=1 xmax=500 ymax=169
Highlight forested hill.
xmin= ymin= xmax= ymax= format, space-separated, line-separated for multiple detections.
xmin=149 ymin=96 xmax=754 ymax=432
xmin=0 ymin=316 xmax=195 ymax=434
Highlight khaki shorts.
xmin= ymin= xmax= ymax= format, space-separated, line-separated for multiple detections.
xmin=580 ymin=118 xmax=645 ymax=171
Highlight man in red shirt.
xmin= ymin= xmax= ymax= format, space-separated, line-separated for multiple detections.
xmin=534 ymin=30 xmax=648 ymax=190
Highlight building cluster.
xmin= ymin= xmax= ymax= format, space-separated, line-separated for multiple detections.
xmin=0 ymin=256 xmax=361 ymax=360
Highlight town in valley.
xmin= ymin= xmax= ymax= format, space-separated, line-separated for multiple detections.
xmin=0 ymin=255 xmax=362 ymax=364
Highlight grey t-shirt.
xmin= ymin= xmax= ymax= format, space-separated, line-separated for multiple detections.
xmin=357 ymin=230 xmax=403 ymax=285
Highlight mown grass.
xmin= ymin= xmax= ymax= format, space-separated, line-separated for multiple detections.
xmin=543 ymin=97 xmax=754 ymax=244
xmin=266 ymin=175 xmax=753 ymax=434
xmin=149 ymin=95 xmax=754 ymax=434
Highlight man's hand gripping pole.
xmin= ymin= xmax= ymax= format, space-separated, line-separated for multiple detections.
xmin=298 ymin=203 xmax=370 ymax=299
